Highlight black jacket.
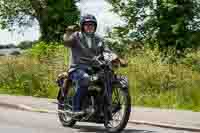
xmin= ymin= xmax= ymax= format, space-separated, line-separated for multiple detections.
xmin=64 ymin=32 xmax=111 ymax=72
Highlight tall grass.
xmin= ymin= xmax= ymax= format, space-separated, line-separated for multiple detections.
xmin=119 ymin=50 xmax=200 ymax=111
xmin=0 ymin=42 xmax=200 ymax=111
xmin=0 ymin=42 xmax=69 ymax=98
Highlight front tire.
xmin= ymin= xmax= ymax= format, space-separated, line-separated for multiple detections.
xmin=58 ymin=104 xmax=76 ymax=127
xmin=57 ymin=86 xmax=76 ymax=127
xmin=104 ymin=87 xmax=131 ymax=132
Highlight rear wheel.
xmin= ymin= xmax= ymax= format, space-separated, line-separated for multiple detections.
xmin=57 ymin=85 xmax=76 ymax=127
xmin=104 ymin=87 xmax=131 ymax=132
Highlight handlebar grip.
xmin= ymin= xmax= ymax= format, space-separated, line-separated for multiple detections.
xmin=80 ymin=57 xmax=92 ymax=62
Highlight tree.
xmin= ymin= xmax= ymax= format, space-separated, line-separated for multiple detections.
xmin=17 ymin=41 xmax=34 ymax=49
xmin=0 ymin=0 xmax=80 ymax=42
xmin=0 ymin=43 xmax=16 ymax=49
xmin=107 ymin=0 xmax=200 ymax=58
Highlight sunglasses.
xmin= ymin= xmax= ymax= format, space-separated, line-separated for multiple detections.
xmin=84 ymin=23 xmax=95 ymax=26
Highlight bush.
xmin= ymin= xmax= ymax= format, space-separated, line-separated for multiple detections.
xmin=17 ymin=41 xmax=35 ymax=49
xmin=1 ymin=41 xmax=200 ymax=111
xmin=0 ymin=41 xmax=69 ymax=98
xmin=181 ymin=51 xmax=200 ymax=72
xmin=10 ymin=51 xmax=21 ymax=56
xmin=116 ymin=49 xmax=200 ymax=111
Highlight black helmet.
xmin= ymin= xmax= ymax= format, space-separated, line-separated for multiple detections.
xmin=80 ymin=14 xmax=97 ymax=32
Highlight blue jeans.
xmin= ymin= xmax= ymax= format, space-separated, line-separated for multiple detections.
xmin=69 ymin=66 xmax=90 ymax=111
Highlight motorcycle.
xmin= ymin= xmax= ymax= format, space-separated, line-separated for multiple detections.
xmin=56 ymin=50 xmax=131 ymax=132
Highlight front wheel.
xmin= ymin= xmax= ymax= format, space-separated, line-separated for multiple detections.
xmin=57 ymin=85 xmax=76 ymax=127
xmin=104 ymin=87 xmax=131 ymax=132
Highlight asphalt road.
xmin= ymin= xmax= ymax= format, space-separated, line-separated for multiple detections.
xmin=0 ymin=107 xmax=198 ymax=133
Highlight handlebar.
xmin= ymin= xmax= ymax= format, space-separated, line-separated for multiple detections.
xmin=80 ymin=57 xmax=92 ymax=62
xmin=80 ymin=54 xmax=128 ymax=68
xmin=80 ymin=55 xmax=104 ymax=66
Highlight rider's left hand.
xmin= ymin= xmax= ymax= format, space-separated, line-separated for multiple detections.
xmin=118 ymin=58 xmax=128 ymax=67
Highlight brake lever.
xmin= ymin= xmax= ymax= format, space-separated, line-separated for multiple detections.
xmin=80 ymin=57 xmax=92 ymax=62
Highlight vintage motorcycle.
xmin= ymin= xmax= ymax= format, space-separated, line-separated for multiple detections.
xmin=56 ymin=51 xmax=131 ymax=133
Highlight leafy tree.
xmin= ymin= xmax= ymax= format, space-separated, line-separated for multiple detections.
xmin=0 ymin=0 xmax=80 ymax=42
xmin=10 ymin=50 xmax=21 ymax=56
xmin=107 ymin=0 xmax=200 ymax=59
xmin=17 ymin=41 xmax=34 ymax=49
xmin=0 ymin=43 xmax=16 ymax=49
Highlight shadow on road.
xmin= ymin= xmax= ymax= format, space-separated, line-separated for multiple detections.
xmin=73 ymin=124 xmax=155 ymax=133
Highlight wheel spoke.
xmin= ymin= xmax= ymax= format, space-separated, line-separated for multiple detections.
xmin=112 ymin=91 xmax=118 ymax=103
xmin=58 ymin=86 xmax=75 ymax=123
xmin=107 ymin=88 xmax=128 ymax=128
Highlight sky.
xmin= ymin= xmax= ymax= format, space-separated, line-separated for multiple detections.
xmin=0 ymin=0 xmax=123 ymax=45
xmin=0 ymin=25 xmax=40 ymax=45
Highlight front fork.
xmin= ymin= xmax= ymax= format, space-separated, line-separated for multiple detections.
xmin=103 ymin=70 xmax=113 ymax=122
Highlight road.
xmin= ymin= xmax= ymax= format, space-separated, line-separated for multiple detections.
xmin=0 ymin=107 xmax=198 ymax=133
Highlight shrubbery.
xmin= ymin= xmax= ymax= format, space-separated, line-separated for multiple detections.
xmin=17 ymin=41 xmax=35 ymax=49
xmin=122 ymin=51 xmax=200 ymax=111
xmin=0 ymin=41 xmax=69 ymax=98
xmin=0 ymin=41 xmax=200 ymax=111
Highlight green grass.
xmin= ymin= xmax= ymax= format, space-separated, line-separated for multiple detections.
xmin=0 ymin=42 xmax=68 ymax=98
xmin=118 ymin=51 xmax=200 ymax=111
xmin=0 ymin=42 xmax=200 ymax=111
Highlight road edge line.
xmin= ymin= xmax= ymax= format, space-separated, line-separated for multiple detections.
xmin=129 ymin=120 xmax=200 ymax=132
xmin=1 ymin=102 xmax=200 ymax=132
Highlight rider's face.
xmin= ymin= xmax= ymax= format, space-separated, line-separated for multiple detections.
xmin=83 ymin=22 xmax=95 ymax=33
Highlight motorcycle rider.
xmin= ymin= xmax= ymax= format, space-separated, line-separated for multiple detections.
xmin=63 ymin=14 xmax=108 ymax=115
xmin=63 ymin=14 xmax=126 ymax=115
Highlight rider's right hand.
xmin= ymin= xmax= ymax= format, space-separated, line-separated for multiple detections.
xmin=63 ymin=25 xmax=80 ymax=47
xmin=65 ymin=25 xmax=80 ymax=34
